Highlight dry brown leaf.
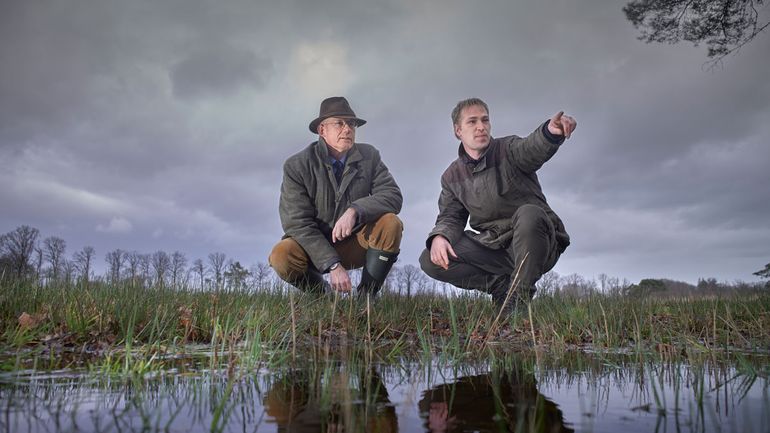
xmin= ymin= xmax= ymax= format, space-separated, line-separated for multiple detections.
xmin=178 ymin=306 xmax=193 ymax=328
xmin=18 ymin=312 xmax=40 ymax=329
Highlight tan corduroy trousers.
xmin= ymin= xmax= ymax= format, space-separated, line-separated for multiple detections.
xmin=269 ymin=213 xmax=403 ymax=282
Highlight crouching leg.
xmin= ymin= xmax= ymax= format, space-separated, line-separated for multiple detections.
xmin=353 ymin=213 xmax=402 ymax=297
xmin=268 ymin=238 xmax=329 ymax=294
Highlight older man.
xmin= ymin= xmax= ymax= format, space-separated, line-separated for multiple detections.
xmin=269 ymin=97 xmax=403 ymax=295
xmin=420 ymin=98 xmax=576 ymax=313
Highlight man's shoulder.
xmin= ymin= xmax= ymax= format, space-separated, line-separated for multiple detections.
xmin=353 ymin=142 xmax=379 ymax=157
xmin=284 ymin=142 xmax=318 ymax=167
xmin=492 ymin=134 xmax=524 ymax=149
xmin=347 ymin=143 xmax=385 ymax=166
xmin=440 ymin=157 xmax=467 ymax=184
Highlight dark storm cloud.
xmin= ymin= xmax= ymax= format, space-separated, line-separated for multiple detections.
xmin=0 ymin=1 xmax=121 ymax=146
xmin=170 ymin=47 xmax=272 ymax=99
xmin=0 ymin=0 xmax=291 ymax=265
xmin=543 ymin=40 xmax=770 ymax=238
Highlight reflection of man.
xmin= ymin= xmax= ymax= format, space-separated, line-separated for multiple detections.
xmin=420 ymin=98 xmax=576 ymax=313
xmin=263 ymin=367 xmax=397 ymax=433
xmin=269 ymin=97 xmax=403 ymax=295
xmin=418 ymin=370 xmax=574 ymax=433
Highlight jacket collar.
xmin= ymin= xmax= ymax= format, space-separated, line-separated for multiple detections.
xmin=457 ymin=137 xmax=494 ymax=172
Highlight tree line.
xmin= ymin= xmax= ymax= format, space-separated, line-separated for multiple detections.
xmin=1 ymin=225 xmax=767 ymax=296
xmin=0 ymin=225 xmax=271 ymax=291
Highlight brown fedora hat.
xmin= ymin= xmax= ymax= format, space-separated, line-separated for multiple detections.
xmin=309 ymin=96 xmax=367 ymax=133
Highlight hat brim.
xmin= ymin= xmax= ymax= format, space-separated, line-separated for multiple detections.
xmin=309 ymin=115 xmax=366 ymax=133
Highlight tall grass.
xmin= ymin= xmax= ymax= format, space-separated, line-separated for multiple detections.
xmin=2 ymin=278 xmax=769 ymax=365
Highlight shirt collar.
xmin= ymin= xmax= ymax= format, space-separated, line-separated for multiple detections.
xmin=330 ymin=153 xmax=348 ymax=165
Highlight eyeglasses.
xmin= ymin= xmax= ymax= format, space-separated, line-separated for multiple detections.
xmin=322 ymin=119 xmax=358 ymax=129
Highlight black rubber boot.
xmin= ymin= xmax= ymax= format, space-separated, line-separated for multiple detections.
xmin=490 ymin=277 xmax=531 ymax=316
xmin=290 ymin=269 xmax=329 ymax=294
xmin=356 ymin=249 xmax=398 ymax=297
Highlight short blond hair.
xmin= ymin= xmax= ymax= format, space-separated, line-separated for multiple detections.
xmin=451 ymin=98 xmax=489 ymax=126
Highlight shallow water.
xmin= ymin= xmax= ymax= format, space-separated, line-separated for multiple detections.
xmin=0 ymin=351 xmax=767 ymax=432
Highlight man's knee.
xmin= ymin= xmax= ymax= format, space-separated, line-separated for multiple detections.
xmin=367 ymin=213 xmax=403 ymax=252
xmin=373 ymin=213 xmax=403 ymax=235
xmin=268 ymin=239 xmax=308 ymax=280
xmin=512 ymin=204 xmax=549 ymax=233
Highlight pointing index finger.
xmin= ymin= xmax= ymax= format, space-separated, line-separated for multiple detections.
xmin=565 ymin=115 xmax=576 ymax=138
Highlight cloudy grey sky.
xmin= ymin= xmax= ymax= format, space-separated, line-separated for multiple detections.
xmin=2 ymin=0 xmax=769 ymax=284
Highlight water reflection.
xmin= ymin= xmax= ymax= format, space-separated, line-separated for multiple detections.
xmin=419 ymin=368 xmax=573 ymax=433
xmin=263 ymin=367 xmax=397 ymax=432
xmin=0 ymin=352 xmax=767 ymax=433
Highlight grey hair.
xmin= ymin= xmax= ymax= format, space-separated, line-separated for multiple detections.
xmin=451 ymin=97 xmax=489 ymax=126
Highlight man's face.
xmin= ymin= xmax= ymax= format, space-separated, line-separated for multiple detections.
xmin=454 ymin=104 xmax=491 ymax=155
xmin=319 ymin=117 xmax=357 ymax=154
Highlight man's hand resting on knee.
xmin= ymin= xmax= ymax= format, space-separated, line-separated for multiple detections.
xmin=430 ymin=235 xmax=458 ymax=270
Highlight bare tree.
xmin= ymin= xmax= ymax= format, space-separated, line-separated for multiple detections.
xmin=536 ymin=270 xmax=561 ymax=295
xmin=151 ymin=250 xmax=171 ymax=288
xmin=607 ymin=276 xmax=622 ymax=295
xmin=170 ymin=251 xmax=187 ymax=289
xmin=208 ymin=252 xmax=227 ymax=290
xmin=385 ymin=265 xmax=399 ymax=293
xmin=191 ymin=258 xmax=206 ymax=290
xmin=105 ymin=249 xmax=127 ymax=284
xmin=43 ymin=236 xmax=67 ymax=282
xmin=124 ymin=251 xmax=141 ymax=286
xmin=0 ymin=225 xmax=40 ymax=278
xmin=397 ymin=264 xmax=423 ymax=297
xmin=224 ymin=260 xmax=250 ymax=291
xmin=0 ymin=245 xmax=9 ymax=279
xmin=416 ymin=270 xmax=431 ymax=294
xmin=386 ymin=265 xmax=399 ymax=294
xmin=250 ymin=262 xmax=272 ymax=290
xmin=597 ymin=273 xmax=609 ymax=293
xmin=73 ymin=246 xmax=96 ymax=283
xmin=560 ymin=273 xmax=597 ymax=298
xmin=624 ymin=0 xmax=770 ymax=67
xmin=139 ymin=253 xmax=151 ymax=288
xmin=33 ymin=246 xmax=44 ymax=283
xmin=62 ymin=258 xmax=76 ymax=285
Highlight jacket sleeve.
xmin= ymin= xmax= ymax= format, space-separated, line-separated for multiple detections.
xmin=350 ymin=149 xmax=403 ymax=223
xmin=505 ymin=121 xmax=564 ymax=173
xmin=279 ymin=159 xmax=339 ymax=272
xmin=425 ymin=175 xmax=469 ymax=249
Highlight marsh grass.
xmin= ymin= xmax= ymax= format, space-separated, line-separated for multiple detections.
xmin=1 ymin=279 xmax=770 ymax=367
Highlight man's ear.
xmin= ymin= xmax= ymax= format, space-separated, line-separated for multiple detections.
xmin=453 ymin=123 xmax=461 ymax=140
